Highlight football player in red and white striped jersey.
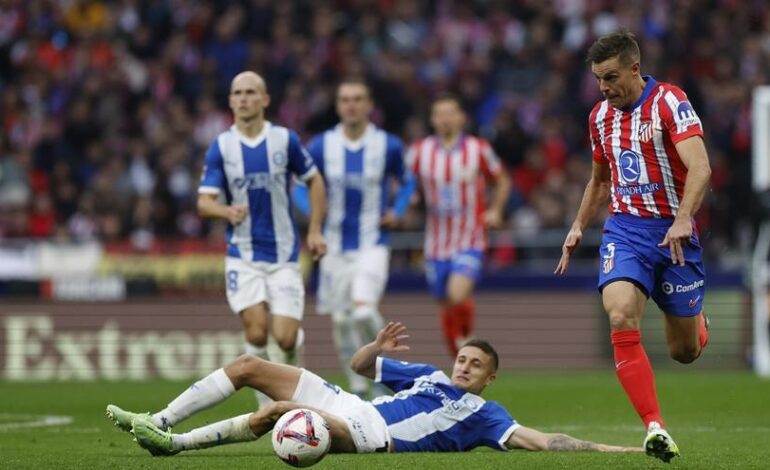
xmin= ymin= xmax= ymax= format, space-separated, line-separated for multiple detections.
xmin=555 ymin=32 xmax=712 ymax=463
xmin=407 ymin=95 xmax=511 ymax=357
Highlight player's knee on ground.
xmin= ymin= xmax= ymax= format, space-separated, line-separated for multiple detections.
xmin=668 ymin=342 xmax=700 ymax=364
xmin=226 ymin=354 xmax=266 ymax=387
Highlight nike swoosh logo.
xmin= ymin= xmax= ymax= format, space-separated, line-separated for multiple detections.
xmin=615 ymin=360 xmax=629 ymax=370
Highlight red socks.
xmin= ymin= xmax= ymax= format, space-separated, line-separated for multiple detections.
xmin=440 ymin=300 xmax=476 ymax=356
xmin=611 ymin=329 xmax=663 ymax=428
xmin=698 ymin=311 xmax=709 ymax=350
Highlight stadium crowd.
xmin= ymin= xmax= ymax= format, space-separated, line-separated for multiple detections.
xmin=0 ymin=0 xmax=764 ymax=266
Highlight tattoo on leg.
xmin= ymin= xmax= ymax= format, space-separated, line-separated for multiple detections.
xmin=547 ymin=434 xmax=600 ymax=451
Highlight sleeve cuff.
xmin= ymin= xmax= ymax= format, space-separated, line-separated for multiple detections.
xmin=198 ymin=186 xmax=221 ymax=194
xmin=374 ymin=356 xmax=384 ymax=383
xmin=298 ymin=167 xmax=318 ymax=182
xmin=499 ymin=423 xmax=521 ymax=450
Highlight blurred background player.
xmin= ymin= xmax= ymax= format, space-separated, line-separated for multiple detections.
xmin=294 ymin=79 xmax=415 ymax=397
xmin=407 ymin=95 xmax=511 ymax=357
xmin=197 ymin=71 xmax=327 ymax=408
xmin=555 ymin=32 xmax=712 ymax=463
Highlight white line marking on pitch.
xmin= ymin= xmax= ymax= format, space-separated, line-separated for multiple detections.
xmin=0 ymin=415 xmax=73 ymax=431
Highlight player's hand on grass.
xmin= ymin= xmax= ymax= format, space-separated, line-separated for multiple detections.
xmin=555 ymin=226 xmax=582 ymax=275
xmin=307 ymin=230 xmax=327 ymax=261
xmin=482 ymin=209 xmax=503 ymax=229
xmin=376 ymin=322 xmax=410 ymax=353
xmin=658 ymin=217 xmax=691 ymax=266
xmin=226 ymin=205 xmax=248 ymax=225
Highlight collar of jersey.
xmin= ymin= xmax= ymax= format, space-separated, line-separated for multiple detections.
xmin=335 ymin=123 xmax=375 ymax=151
xmin=433 ymin=133 xmax=465 ymax=153
xmin=232 ymin=121 xmax=271 ymax=148
xmin=624 ymin=75 xmax=658 ymax=111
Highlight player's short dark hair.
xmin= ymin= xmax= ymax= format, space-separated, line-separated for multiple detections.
xmin=337 ymin=78 xmax=371 ymax=98
xmin=586 ymin=31 xmax=640 ymax=66
xmin=460 ymin=339 xmax=499 ymax=371
xmin=431 ymin=93 xmax=466 ymax=112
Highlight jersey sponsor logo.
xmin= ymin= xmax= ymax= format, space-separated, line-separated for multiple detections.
xmin=619 ymin=150 xmax=641 ymax=183
xmin=615 ymin=182 xmax=661 ymax=196
xmin=638 ymin=121 xmax=654 ymax=143
xmin=326 ymin=174 xmax=371 ymax=190
xmin=662 ymin=279 xmax=704 ymax=295
xmin=602 ymin=242 xmax=615 ymax=274
xmin=233 ymin=172 xmax=284 ymax=190
xmin=675 ymin=101 xmax=701 ymax=131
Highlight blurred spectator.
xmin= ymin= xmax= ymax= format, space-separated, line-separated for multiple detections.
xmin=0 ymin=0 xmax=762 ymax=268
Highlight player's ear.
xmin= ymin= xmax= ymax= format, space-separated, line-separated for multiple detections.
xmin=630 ymin=61 xmax=641 ymax=77
xmin=485 ymin=371 xmax=496 ymax=386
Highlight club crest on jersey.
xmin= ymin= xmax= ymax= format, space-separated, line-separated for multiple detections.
xmin=272 ymin=151 xmax=287 ymax=167
xmin=619 ymin=150 xmax=641 ymax=183
xmin=602 ymin=242 xmax=615 ymax=274
xmin=638 ymin=122 xmax=653 ymax=143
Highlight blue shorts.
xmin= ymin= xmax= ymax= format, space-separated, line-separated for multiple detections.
xmin=598 ymin=214 xmax=706 ymax=316
xmin=425 ymin=249 xmax=483 ymax=299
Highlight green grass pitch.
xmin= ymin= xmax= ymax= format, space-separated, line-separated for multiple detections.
xmin=1 ymin=371 xmax=769 ymax=469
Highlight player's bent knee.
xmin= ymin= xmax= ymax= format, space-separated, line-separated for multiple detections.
xmin=607 ymin=309 xmax=638 ymax=330
xmin=274 ymin=333 xmax=297 ymax=352
xmin=226 ymin=354 xmax=266 ymax=386
xmin=245 ymin=329 xmax=268 ymax=348
xmin=669 ymin=344 xmax=700 ymax=364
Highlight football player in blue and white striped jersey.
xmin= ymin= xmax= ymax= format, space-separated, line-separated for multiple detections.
xmin=294 ymin=80 xmax=415 ymax=398
xmin=197 ymin=71 xmax=326 ymax=408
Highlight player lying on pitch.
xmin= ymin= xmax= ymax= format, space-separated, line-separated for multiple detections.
xmin=106 ymin=322 xmax=641 ymax=455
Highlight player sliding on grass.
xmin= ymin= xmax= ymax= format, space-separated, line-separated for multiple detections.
xmin=107 ymin=322 xmax=640 ymax=456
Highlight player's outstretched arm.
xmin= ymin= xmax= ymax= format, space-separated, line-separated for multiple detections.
xmin=505 ymin=426 xmax=641 ymax=453
xmin=555 ymin=162 xmax=611 ymax=275
xmin=350 ymin=322 xmax=410 ymax=379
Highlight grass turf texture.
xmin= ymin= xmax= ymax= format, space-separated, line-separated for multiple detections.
xmin=1 ymin=371 xmax=769 ymax=469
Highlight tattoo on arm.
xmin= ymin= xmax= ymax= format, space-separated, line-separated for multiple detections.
xmin=546 ymin=434 xmax=601 ymax=451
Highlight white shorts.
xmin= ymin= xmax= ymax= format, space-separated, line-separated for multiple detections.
xmin=316 ymin=245 xmax=390 ymax=314
xmin=224 ymin=257 xmax=304 ymax=320
xmin=291 ymin=369 xmax=391 ymax=453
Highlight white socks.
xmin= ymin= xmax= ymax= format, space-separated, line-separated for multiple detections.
xmin=353 ymin=305 xmax=385 ymax=343
xmin=173 ymin=413 xmax=256 ymax=451
xmin=332 ymin=310 xmax=368 ymax=395
xmin=152 ymin=368 xmax=235 ymax=429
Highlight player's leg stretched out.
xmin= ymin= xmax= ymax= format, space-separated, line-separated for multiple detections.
xmin=106 ymin=354 xmax=359 ymax=456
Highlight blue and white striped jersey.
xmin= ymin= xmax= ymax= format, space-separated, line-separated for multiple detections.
xmin=371 ymin=357 xmax=519 ymax=452
xmin=299 ymin=124 xmax=414 ymax=254
xmin=198 ymin=122 xmax=317 ymax=263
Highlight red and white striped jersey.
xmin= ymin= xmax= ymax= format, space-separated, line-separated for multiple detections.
xmin=406 ymin=134 xmax=502 ymax=260
xmin=590 ymin=77 xmax=703 ymax=218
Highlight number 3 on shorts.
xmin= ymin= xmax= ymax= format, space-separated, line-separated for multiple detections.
xmin=226 ymin=270 xmax=238 ymax=292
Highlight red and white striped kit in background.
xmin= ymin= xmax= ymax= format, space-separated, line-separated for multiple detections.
xmin=407 ymin=135 xmax=503 ymax=259
xmin=589 ymin=77 xmax=703 ymax=219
